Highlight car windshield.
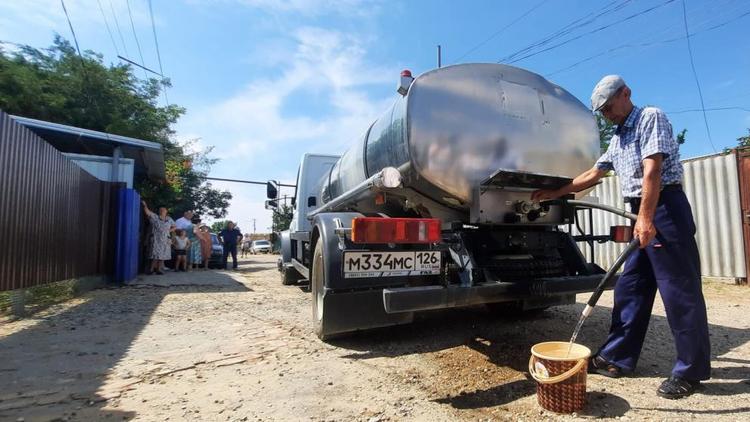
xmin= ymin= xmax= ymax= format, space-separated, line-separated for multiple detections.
xmin=211 ymin=234 xmax=220 ymax=245
xmin=255 ymin=241 xmax=270 ymax=246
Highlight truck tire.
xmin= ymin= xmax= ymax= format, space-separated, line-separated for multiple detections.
xmin=311 ymin=241 xmax=338 ymax=341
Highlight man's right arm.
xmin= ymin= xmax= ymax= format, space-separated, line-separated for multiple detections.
xmin=530 ymin=167 xmax=608 ymax=201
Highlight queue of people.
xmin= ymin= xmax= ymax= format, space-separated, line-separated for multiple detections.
xmin=141 ymin=201 xmax=245 ymax=274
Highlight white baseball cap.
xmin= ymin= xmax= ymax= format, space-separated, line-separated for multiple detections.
xmin=591 ymin=75 xmax=626 ymax=111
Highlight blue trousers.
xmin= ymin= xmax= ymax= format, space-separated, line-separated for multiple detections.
xmin=598 ymin=189 xmax=711 ymax=381
xmin=223 ymin=243 xmax=238 ymax=269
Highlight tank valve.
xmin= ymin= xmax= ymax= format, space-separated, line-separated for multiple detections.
xmin=514 ymin=200 xmax=547 ymax=222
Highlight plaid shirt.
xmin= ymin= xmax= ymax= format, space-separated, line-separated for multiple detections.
xmin=595 ymin=106 xmax=683 ymax=198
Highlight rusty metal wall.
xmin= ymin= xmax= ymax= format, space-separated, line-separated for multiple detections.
xmin=0 ymin=110 xmax=116 ymax=291
xmin=575 ymin=151 xmax=747 ymax=280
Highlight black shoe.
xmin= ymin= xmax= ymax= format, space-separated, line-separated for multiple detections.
xmin=156 ymin=271 xmax=164 ymax=275
xmin=657 ymin=376 xmax=701 ymax=399
xmin=588 ymin=355 xmax=624 ymax=378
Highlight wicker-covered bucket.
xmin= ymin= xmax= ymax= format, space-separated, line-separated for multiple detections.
xmin=529 ymin=341 xmax=591 ymax=413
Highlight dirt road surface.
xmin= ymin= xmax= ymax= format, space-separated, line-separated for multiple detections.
xmin=1 ymin=254 xmax=749 ymax=421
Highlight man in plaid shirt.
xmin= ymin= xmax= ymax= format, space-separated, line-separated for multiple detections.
xmin=532 ymin=75 xmax=710 ymax=399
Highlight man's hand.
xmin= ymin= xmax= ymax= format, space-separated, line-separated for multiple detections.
xmin=633 ymin=217 xmax=657 ymax=248
xmin=530 ymin=189 xmax=560 ymax=202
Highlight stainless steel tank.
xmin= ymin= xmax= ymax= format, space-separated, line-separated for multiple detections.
xmin=321 ymin=63 xmax=599 ymax=216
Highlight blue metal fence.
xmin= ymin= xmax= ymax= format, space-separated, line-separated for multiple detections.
xmin=114 ymin=188 xmax=141 ymax=283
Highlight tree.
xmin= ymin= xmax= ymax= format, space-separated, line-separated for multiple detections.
xmin=595 ymin=113 xmax=615 ymax=153
xmin=272 ymin=204 xmax=294 ymax=232
xmin=676 ymin=129 xmax=687 ymax=145
xmin=738 ymin=129 xmax=750 ymax=148
xmin=0 ymin=36 xmax=231 ymax=217
xmin=210 ymin=220 xmax=230 ymax=233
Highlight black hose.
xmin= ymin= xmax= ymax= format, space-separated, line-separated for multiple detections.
xmin=586 ymin=238 xmax=640 ymax=307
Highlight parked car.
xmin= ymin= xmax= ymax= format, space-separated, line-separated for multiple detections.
xmin=208 ymin=233 xmax=224 ymax=268
xmin=250 ymin=240 xmax=272 ymax=254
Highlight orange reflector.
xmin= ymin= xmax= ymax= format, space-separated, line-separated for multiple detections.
xmin=610 ymin=225 xmax=633 ymax=243
xmin=375 ymin=192 xmax=386 ymax=205
xmin=351 ymin=217 xmax=441 ymax=244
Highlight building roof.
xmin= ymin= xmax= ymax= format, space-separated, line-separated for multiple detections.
xmin=10 ymin=114 xmax=165 ymax=181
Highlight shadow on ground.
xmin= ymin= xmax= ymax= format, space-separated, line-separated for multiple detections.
xmin=331 ymin=300 xmax=749 ymax=416
xmin=0 ymin=271 xmax=249 ymax=421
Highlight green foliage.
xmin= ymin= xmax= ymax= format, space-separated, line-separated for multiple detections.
xmin=272 ymin=204 xmax=294 ymax=232
xmin=210 ymin=220 xmax=230 ymax=233
xmin=676 ymin=129 xmax=687 ymax=145
xmin=595 ymin=113 xmax=615 ymax=153
xmin=738 ymin=129 xmax=750 ymax=148
xmin=0 ymin=36 xmax=231 ymax=218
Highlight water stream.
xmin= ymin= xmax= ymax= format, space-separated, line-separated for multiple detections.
xmin=566 ymin=314 xmax=588 ymax=357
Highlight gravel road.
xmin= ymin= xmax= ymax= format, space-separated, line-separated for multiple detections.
xmin=1 ymin=254 xmax=748 ymax=421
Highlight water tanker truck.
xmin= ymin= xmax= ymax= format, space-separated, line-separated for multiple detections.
xmin=267 ymin=63 xmax=629 ymax=340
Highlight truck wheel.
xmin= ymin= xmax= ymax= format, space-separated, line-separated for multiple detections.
xmin=280 ymin=265 xmax=302 ymax=285
xmin=311 ymin=241 xmax=337 ymax=340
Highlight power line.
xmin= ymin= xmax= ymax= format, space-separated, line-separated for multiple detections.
xmin=453 ymin=0 xmax=550 ymax=64
xmin=59 ymin=0 xmax=104 ymax=122
xmin=147 ymin=0 xmax=164 ymax=76
xmin=60 ymin=0 xmax=85 ymax=65
xmin=499 ymin=0 xmax=630 ymax=63
xmin=545 ymin=8 xmax=750 ymax=77
xmin=96 ymin=0 xmax=119 ymax=56
xmin=108 ymin=0 xmax=129 ymax=57
xmin=125 ymin=0 xmax=148 ymax=78
xmin=681 ymin=0 xmax=716 ymax=152
xmin=505 ymin=0 xmax=677 ymax=64
xmin=117 ymin=54 xmax=162 ymax=76
xmin=667 ymin=106 xmax=750 ymax=114
xmin=147 ymin=0 xmax=170 ymax=106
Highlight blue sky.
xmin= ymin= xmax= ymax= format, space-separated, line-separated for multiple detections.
xmin=1 ymin=0 xmax=748 ymax=231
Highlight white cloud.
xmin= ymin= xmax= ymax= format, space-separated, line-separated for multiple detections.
xmin=177 ymin=25 xmax=397 ymax=161
xmin=177 ymin=24 xmax=399 ymax=231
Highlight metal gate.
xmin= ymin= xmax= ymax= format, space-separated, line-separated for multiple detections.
xmin=738 ymin=147 xmax=750 ymax=282
xmin=0 ymin=110 xmax=117 ymax=291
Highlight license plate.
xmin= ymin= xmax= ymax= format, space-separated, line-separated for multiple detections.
xmin=343 ymin=251 xmax=441 ymax=278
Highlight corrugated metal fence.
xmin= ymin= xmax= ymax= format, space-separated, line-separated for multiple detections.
xmin=574 ymin=151 xmax=747 ymax=280
xmin=0 ymin=110 xmax=117 ymax=291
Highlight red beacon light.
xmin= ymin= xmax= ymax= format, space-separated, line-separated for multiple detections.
xmin=398 ymin=69 xmax=414 ymax=96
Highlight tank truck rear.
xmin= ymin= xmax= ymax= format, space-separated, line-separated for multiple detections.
xmin=268 ymin=64 xmax=628 ymax=340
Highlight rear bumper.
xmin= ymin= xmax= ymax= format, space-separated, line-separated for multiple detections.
xmin=383 ymin=274 xmax=617 ymax=314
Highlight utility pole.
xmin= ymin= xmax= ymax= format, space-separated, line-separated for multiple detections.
xmin=253 ymin=218 xmax=256 ymax=233
xmin=437 ymin=44 xmax=442 ymax=68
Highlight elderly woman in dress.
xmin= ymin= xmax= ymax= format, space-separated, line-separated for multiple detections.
xmin=142 ymin=200 xmax=175 ymax=275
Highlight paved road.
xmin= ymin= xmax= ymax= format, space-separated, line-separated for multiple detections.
xmin=1 ymin=254 xmax=749 ymax=421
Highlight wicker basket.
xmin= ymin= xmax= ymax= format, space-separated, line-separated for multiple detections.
xmin=529 ymin=341 xmax=591 ymax=413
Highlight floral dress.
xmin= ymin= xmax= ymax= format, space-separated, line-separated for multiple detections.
xmin=148 ymin=213 xmax=174 ymax=260
xmin=187 ymin=223 xmax=202 ymax=264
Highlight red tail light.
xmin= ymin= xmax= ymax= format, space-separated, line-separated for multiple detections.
xmin=610 ymin=225 xmax=633 ymax=243
xmin=351 ymin=218 xmax=441 ymax=244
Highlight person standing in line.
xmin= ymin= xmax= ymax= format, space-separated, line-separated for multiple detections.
xmin=219 ymin=221 xmax=242 ymax=270
xmin=195 ymin=224 xmax=212 ymax=270
xmin=175 ymin=210 xmax=194 ymax=269
xmin=173 ymin=229 xmax=191 ymax=271
xmin=142 ymin=201 xmax=175 ymax=275
xmin=531 ymin=75 xmax=710 ymax=399
xmin=188 ymin=215 xmax=203 ymax=268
